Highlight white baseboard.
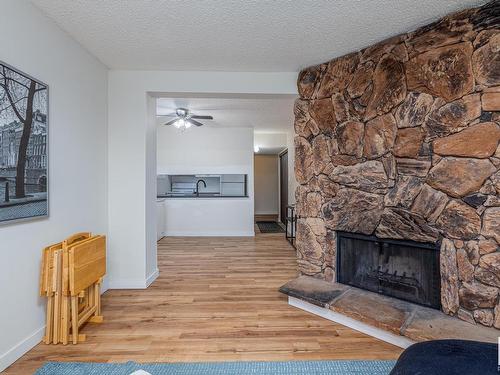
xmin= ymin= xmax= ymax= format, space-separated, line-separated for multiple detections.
xmin=0 ymin=280 xmax=112 ymax=372
xmin=146 ymin=268 xmax=159 ymax=287
xmin=164 ymin=230 xmax=255 ymax=237
xmin=108 ymin=269 xmax=160 ymax=290
xmin=0 ymin=326 xmax=45 ymax=372
xmin=288 ymin=296 xmax=415 ymax=349
xmin=107 ymin=278 xmax=149 ymax=289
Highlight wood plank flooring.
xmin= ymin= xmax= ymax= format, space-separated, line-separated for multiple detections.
xmin=4 ymin=231 xmax=401 ymax=374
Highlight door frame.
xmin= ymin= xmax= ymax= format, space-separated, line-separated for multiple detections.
xmin=279 ymin=149 xmax=288 ymax=225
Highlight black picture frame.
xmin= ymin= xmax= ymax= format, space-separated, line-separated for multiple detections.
xmin=0 ymin=61 xmax=49 ymax=225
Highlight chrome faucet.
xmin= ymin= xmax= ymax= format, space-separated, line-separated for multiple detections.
xmin=195 ymin=179 xmax=207 ymax=196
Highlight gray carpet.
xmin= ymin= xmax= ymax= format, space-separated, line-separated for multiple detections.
xmin=35 ymin=360 xmax=397 ymax=374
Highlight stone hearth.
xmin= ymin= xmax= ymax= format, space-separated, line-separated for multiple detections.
xmin=292 ymin=1 xmax=500 ymax=330
xmin=280 ymin=276 xmax=497 ymax=344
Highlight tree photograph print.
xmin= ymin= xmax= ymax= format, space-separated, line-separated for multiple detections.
xmin=0 ymin=61 xmax=48 ymax=224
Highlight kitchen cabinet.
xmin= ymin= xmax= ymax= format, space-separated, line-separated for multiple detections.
xmin=157 ymin=174 xmax=248 ymax=198
xmin=156 ymin=199 xmax=165 ymax=241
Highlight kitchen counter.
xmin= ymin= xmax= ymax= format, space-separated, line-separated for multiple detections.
xmin=157 ymin=173 xmax=253 ymax=236
xmin=158 ymin=193 xmax=248 ymax=198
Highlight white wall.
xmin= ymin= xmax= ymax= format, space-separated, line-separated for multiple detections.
xmin=108 ymin=70 xmax=297 ymax=289
xmin=254 ymin=154 xmax=279 ymax=215
xmin=157 ymin=126 xmax=253 ymax=174
xmin=254 ymin=132 xmax=287 ymax=153
xmin=0 ymin=2 xmax=297 ymax=368
xmin=0 ymin=1 xmax=108 ymax=371
xmin=157 ymin=126 xmax=254 ymax=236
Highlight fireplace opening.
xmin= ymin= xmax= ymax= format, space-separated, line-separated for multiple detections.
xmin=336 ymin=231 xmax=441 ymax=309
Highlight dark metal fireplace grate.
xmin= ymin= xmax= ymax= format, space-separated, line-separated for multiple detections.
xmin=336 ymin=231 xmax=441 ymax=309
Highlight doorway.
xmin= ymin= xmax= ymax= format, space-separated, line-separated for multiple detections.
xmin=254 ymin=153 xmax=279 ymax=224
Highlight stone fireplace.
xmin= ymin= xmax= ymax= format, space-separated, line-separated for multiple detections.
xmin=337 ymin=232 xmax=441 ymax=309
xmin=293 ymin=1 xmax=500 ymax=329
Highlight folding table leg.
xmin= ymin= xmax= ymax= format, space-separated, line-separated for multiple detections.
xmin=44 ymin=296 xmax=53 ymax=344
xmin=88 ymin=285 xmax=94 ymax=310
xmin=61 ymin=296 xmax=70 ymax=345
xmin=71 ymin=295 xmax=78 ymax=345
xmin=52 ymin=251 xmax=62 ymax=344
xmin=96 ymin=280 xmax=101 ymax=316
xmin=94 ymin=282 xmax=100 ymax=315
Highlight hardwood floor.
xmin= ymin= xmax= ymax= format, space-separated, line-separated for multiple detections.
xmin=5 ymin=232 xmax=401 ymax=374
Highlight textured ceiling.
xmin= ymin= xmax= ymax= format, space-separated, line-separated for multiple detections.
xmin=31 ymin=0 xmax=484 ymax=71
xmin=156 ymin=95 xmax=296 ymax=133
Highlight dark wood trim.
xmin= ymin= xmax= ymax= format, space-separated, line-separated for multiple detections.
xmin=279 ymin=150 xmax=288 ymax=225
xmin=255 ymin=214 xmax=279 ymax=223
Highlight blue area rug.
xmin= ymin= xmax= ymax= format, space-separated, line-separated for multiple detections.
xmin=35 ymin=360 xmax=396 ymax=374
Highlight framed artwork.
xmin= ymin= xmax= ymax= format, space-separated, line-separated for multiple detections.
xmin=0 ymin=61 xmax=48 ymax=225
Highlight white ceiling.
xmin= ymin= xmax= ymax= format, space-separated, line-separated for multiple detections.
xmin=31 ymin=0 xmax=483 ymax=71
xmin=156 ymin=94 xmax=296 ymax=133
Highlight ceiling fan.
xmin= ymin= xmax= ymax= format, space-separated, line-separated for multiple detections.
xmin=162 ymin=108 xmax=213 ymax=130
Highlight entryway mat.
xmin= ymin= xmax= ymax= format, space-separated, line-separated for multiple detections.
xmin=256 ymin=221 xmax=285 ymax=233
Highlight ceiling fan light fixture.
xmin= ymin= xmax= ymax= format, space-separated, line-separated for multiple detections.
xmin=163 ymin=107 xmax=213 ymax=130
xmin=173 ymin=118 xmax=192 ymax=131
xmin=174 ymin=118 xmax=185 ymax=128
xmin=176 ymin=108 xmax=188 ymax=117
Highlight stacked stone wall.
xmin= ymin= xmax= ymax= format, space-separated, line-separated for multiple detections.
xmin=294 ymin=1 xmax=500 ymax=328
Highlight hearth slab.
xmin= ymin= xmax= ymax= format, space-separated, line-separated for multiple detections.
xmin=402 ymin=306 xmax=498 ymax=343
xmin=280 ymin=276 xmax=498 ymax=345
xmin=279 ymin=275 xmax=348 ymax=307
xmin=330 ymin=288 xmax=415 ymax=335
xmin=289 ymin=296 xmax=415 ymax=349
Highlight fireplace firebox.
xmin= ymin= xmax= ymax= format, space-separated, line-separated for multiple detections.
xmin=336 ymin=232 xmax=441 ymax=309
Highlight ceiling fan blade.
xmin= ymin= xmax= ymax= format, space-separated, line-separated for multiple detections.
xmin=164 ymin=119 xmax=178 ymax=126
xmin=158 ymin=112 xmax=177 ymax=117
xmin=187 ymin=119 xmax=204 ymax=127
xmin=190 ymin=115 xmax=213 ymax=120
